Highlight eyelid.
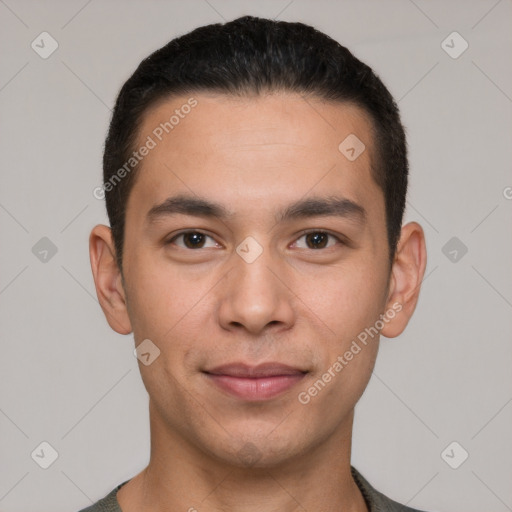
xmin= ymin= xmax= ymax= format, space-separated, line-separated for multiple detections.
xmin=166 ymin=230 xmax=220 ymax=248
xmin=165 ymin=229 xmax=348 ymax=250
xmin=292 ymin=229 xmax=348 ymax=248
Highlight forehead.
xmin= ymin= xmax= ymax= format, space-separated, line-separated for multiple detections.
xmin=139 ymin=91 xmax=375 ymax=159
xmin=127 ymin=91 xmax=383 ymax=224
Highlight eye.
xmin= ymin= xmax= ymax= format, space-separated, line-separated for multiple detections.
xmin=293 ymin=231 xmax=341 ymax=250
xmin=167 ymin=231 xmax=219 ymax=249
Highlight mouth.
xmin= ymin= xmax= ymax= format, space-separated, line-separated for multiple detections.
xmin=203 ymin=362 xmax=308 ymax=401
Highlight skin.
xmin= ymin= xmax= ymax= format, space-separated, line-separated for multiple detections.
xmin=90 ymin=91 xmax=427 ymax=512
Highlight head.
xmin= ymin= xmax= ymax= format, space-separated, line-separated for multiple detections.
xmin=90 ymin=16 xmax=426 ymax=469
xmin=101 ymin=16 xmax=408 ymax=273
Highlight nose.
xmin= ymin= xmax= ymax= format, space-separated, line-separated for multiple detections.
xmin=216 ymin=241 xmax=296 ymax=336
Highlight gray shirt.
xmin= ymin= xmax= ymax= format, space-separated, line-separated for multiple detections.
xmin=77 ymin=466 xmax=427 ymax=512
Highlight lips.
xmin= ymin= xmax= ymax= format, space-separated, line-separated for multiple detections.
xmin=203 ymin=363 xmax=307 ymax=401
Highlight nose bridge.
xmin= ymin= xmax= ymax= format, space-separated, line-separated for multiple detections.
xmin=218 ymin=236 xmax=294 ymax=333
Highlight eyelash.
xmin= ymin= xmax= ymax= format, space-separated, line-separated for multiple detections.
xmin=166 ymin=230 xmax=346 ymax=250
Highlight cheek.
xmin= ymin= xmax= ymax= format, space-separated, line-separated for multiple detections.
xmin=124 ymin=252 xmax=191 ymax=335
xmin=299 ymin=259 xmax=388 ymax=341
xmin=125 ymin=258 xmax=210 ymax=375
xmin=125 ymin=274 xmax=169 ymax=337
xmin=297 ymin=347 xmax=377 ymax=428
xmin=295 ymin=268 xmax=384 ymax=416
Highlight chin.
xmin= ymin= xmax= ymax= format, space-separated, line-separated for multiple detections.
xmin=200 ymin=428 xmax=310 ymax=470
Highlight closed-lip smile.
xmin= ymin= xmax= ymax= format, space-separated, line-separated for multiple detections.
xmin=203 ymin=362 xmax=307 ymax=401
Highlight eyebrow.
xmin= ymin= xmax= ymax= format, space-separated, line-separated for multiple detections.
xmin=278 ymin=196 xmax=366 ymax=224
xmin=146 ymin=195 xmax=231 ymax=223
xmin=145 ymin=194 xmax=366 ymax=225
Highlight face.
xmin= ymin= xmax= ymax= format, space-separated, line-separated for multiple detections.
xmin=91 ymin=91 xmax=425 ymax=469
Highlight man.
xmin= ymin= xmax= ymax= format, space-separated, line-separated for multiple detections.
xmin=84 ymin=15 xmax=428 ymax=512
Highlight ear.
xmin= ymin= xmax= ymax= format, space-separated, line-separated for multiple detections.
xmin=380 ymin=222 xmax=427 ymax=338
xmin=89 ymin=224 xmax=132 ymax=335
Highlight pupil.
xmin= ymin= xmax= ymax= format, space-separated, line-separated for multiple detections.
xmin=185 ymin=233 xmax=204 ymax=248
xmin=307 ymin=232 xmax=327 ymax=249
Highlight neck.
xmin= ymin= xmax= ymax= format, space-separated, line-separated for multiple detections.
xmin=117 ymin=402 xmax=368 ymax=512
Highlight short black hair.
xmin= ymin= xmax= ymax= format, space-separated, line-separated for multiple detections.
xmin=102 ymin=15 xmax=408 ymax=272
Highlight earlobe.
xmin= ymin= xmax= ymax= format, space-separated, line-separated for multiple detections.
xmin=89 ymin=224 xmax=133 ymax=335
xmin=380 ymin=222 xmax=427 ymax=338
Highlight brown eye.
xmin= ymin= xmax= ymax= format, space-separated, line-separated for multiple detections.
xmin=294 ymin=231 xmax=339 ymax=250
xmin=183 ymin=232 xmax=205 ymax=248
xmin=305 ymin=232 xmax=328 ymax=249
xmin=169 ymin=231 xmax=218 ymax=249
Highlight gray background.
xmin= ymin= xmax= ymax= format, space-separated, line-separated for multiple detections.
xmin=1 ymin=1 xmax=511 ymax=511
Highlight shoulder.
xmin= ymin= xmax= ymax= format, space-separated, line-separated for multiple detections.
xmin=351 ymin=466 xmax=430 ymax=512
xmin=76 ymin=481 xmax=128 ymax=512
